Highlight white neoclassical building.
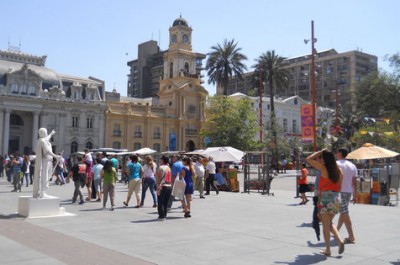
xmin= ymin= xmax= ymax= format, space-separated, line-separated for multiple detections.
xmin=0 ymin=49 xmax=107 ymax=156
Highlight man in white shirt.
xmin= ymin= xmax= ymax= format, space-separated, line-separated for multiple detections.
xmin=193 ymin=156 xmax=206 ymax=199
xmin=205 ymin=156 xmax=219 ymax=195
xmin=336 ymin=147 xmax=357 ymax=244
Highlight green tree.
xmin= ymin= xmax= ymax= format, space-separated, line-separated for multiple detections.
xmin=206 ymin=39 xmax=248 ymax=96
xmin=199 ymin=95 xmax=259 ymax=151
xmin=252 ymin=50 xmax=290 ymax=165
xmin=356 ymin=71 xmax=400 ymax=117
xmin=351 ymin=121 xmax=400 ymax=152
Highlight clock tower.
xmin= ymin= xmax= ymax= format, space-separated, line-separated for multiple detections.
xmin=159 ymin=16 xmax=208 ymax=151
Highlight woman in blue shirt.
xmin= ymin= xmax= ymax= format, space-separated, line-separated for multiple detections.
xmin=123 ymin=155 xmax=144 ymax=208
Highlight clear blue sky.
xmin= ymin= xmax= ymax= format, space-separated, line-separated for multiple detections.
xmin=2 ymin=0 xmax=399 ymax=96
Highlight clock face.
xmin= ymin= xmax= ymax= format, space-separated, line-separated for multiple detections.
xmin=182 ymin=34 xmax=189 ymax=43
xmin=172 ymin=34 xmax=177 ymax=43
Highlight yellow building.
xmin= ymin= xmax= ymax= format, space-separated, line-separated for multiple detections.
xmin=105 ymin=17 xmax=208 ymax=152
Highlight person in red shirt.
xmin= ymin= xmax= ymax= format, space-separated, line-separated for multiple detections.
xmin=307 ymin=148 xmax=345 ymax=257
xmin=298 ymin=163 xmax=309 ymax=205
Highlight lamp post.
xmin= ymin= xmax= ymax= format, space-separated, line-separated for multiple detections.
xmin=311 ymin=20 xmax=317 ymax=151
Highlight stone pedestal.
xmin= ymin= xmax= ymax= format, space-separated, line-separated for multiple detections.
xmin=18 ymin=196 xmax=72 ymax=218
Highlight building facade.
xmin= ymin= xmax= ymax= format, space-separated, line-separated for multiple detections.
xmin=126 ymin=16 xmax=206 ymax=99
xmin=0 ymin=49 xmax=107 ymax=156
xmin=224 ymin=49 xmax=378 ymax=113
xmin=105 ymin=17 xmax=208 ymax=152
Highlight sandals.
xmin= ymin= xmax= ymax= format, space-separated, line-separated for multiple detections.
xmin=320 ymin=251 xmax=331 ymax=256
xmin=338 ymin=242 xmax=345 ymax=254
xmin=344 ymin=238 xmax=355 ymax=244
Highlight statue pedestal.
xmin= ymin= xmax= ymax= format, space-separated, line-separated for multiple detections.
xmin=18 ymin=196 xmax=73 ymax=218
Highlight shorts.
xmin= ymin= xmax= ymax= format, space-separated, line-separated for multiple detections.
xmin=340 ymin=192 xmax=352 ymax=214
xmin=318 ymin=191 xmax=341 ymax=214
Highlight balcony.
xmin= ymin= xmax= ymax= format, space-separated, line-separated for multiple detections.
xmin=185 ymin=129 xmax=197 ymax=135
xmin=113 ymin=130 xmax=122 ymax=137
xmin=134 ymin=131 xmax=142 ymax=138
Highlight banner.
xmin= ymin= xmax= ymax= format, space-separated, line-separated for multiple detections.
xmin=301 ymin=104 xmax=314 ymax=143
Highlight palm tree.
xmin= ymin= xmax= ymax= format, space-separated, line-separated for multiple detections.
xmin=206 ymin=39 xmax=248 ymax=96
xmin=253 ymin=50 xmax=289 ymax=166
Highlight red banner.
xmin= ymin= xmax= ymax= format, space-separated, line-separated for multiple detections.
xmin=301 ymin=104 xmax=314 ymax=143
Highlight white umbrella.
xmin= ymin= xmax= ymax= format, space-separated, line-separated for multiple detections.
xmin=202 ymin=146 xmax=246 ymax=162
xmin=347 ymin=143 xmax=400 ymax=160
xmin=132 ymin=147 xmax=158 ymax=155
xmin=118 ymin=148 xmax=157 ymax=156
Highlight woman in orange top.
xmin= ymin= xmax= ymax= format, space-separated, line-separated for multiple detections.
xmin=306 ymin=148 xmax=344 ymax=257
xmin=298 ymin=163 xmax=309 ymax=205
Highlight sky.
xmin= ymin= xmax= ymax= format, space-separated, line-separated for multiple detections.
xmin=2 ymin=0 xmax=399 ymax=97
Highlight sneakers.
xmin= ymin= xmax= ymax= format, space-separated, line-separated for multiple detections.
xmin=123 ymin=201 xmax=128 ymax=207
xmin=111 ymin=206 xmax=115 ymax=211
xmin=153 ymin=203 xmax=157 ymax=208
xmin=200 ymin=196 xmax=206 ymax=199
xmin=79 ymin=200 xmax=85 ymax=205
xmin=184 ymin=211 xmax=191 ymax=218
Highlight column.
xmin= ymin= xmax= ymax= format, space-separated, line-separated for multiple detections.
xmin=0 ymin=109 xmax=4 ymax=153
xmin=32 ymin=111 xmax=40 ymax=151
xmin=99 ymin=115 xmax=105 ymax=148
xmin=3 ymin=109 xmax=10 ymax=155
xmin=58 ymin=113 xmax=65 ymax=153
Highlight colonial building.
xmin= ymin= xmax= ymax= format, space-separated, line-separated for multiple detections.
xmin=225 ymin=49 xmax=378 ymax=113
xmin=105 ymin=17 xmax=208 ymax=152
xmin=126 ymin=16 xmax=206 ymax=98
xmin=0 ymin=49 xmax=107 ymax=156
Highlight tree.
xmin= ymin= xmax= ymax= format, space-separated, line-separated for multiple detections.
xmin=199 ymin=95 xmax=259 ymax=151
xmin=252 ymin=50 xmax=290 ymax=165
xmin=351 ymin=121 xmax=400 ymax=152
xmin=206 ymin=39 xmax=248 ymax=96
xmin=356 ymin=71 xmax=400 ymax=117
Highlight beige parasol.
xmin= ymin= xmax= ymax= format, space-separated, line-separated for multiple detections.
xmin=346 ymin=143 xmax=400 ymax=160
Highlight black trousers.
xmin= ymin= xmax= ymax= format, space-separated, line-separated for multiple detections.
xmin=157 ymin=186 xmax=172 ymax=219
xmin=206 ymin=174 xmax=218 ymax=194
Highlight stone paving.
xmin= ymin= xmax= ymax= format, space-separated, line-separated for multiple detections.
xmin=0 ymin=171 xmax=399 ymax=265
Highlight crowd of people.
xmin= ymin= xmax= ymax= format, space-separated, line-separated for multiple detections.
xmin=2 ymin=146 xmax=360 ymax=257
xmin=1 ymin=151 xmax=231 ymax=220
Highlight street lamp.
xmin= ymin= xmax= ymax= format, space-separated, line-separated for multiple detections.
xmin=305 ymin=20 xmax=317 ymax=151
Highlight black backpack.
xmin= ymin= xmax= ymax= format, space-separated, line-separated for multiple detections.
xmin=21 ymin=161 xmax=27 ymax=172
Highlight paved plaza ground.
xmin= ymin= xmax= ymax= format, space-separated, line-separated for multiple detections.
xmin=0 ymin=170 xmax=399 ymax=265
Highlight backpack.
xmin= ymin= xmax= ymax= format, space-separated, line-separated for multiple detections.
xmin=78 ymin=163 xmax=87 ymax=187
xmin=21 ymin=161 xmax=27 ymax=172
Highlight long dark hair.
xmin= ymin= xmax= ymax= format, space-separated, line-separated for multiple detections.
xmin=104 ymin=160 xmax=113 ymax=173
xmin=182 ymin=156 xmax=194 ymax=175
xmin=321 ymin=150 xmax=341 ymax=183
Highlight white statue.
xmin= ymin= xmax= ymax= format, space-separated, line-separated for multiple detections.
xmin=32 ymin=128 xmax=62 ymax=198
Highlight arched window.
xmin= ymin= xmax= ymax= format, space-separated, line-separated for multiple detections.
xmin=71 ymin=141 xmax=78 ymax=154
xmin=86 ymin=142 xmax=93 ymax=149
xmin=169 ymin=62 xmax=173 ymax=78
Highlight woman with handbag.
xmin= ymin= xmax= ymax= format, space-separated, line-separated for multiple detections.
xmin=181 ymin=156 xmax=194 ymax=218
xmin=306 ymin=148 xmax=345 ymax=256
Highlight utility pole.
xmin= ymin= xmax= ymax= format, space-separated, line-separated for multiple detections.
xmin=311 ymin=20 xmax=317 ymax=151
